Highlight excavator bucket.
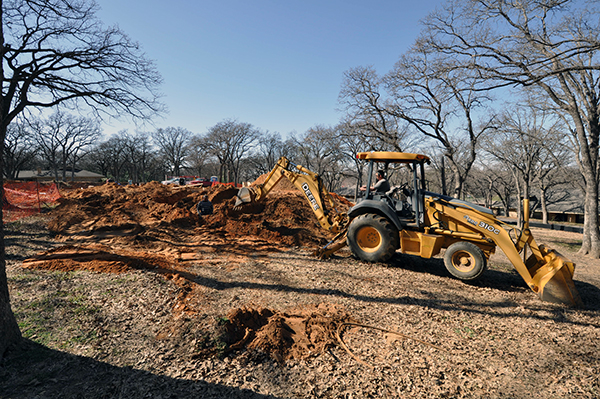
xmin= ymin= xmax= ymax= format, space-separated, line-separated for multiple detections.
xmin=527 ymin=246 xmax=583 ymax=307
xmin=234 ymin=187 xmax=255 ymax=208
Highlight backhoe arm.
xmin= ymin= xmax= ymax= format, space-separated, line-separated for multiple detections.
xmin=235 ymin=157 xmax=348 ymax=234
xmin=244 ymin=157 xmax=291 ymax=201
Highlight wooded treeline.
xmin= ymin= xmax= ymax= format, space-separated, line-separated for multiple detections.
xmin=2 ymin=0 xmax=599 ymax=250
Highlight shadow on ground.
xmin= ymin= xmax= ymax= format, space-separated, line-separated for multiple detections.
xmin=0 ymin=340 xmax=278 ymax=399
xmin=388 ymin=253 xmax=528 ymax=292
xmin=387 ymin=252 xmax=600 ymax=312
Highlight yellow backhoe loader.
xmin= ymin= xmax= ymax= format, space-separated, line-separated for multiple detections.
xmin=235 ymin=152 xmax=582 ymax=307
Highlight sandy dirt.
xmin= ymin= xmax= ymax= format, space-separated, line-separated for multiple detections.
xmin=2 ymin=181 xmax=599 ymax=398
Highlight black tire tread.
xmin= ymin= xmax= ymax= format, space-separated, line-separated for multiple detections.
xmin=443 ymin=241 xmax=487 ymax=281
xmin=347 ymin=213 xmax=399 ymax=262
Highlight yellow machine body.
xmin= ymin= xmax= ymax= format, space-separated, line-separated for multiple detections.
xmin=235 ymin=152 xmax=583 ymax=307
xmin=417 ymin=196 xmax=582 ymax=306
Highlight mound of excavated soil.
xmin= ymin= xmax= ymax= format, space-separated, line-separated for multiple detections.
xmin=250 ymin=172 xmax=354 ymax=208
xmin=47 ymin=181 xmax=348 ymax=249
xmin=22 ymin=180 xmax=352 ymax=360
xmin=251 ymin=172 xmax=299 ymax=191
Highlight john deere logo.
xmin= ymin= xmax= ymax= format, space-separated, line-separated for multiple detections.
xmin=301 ymin=183 xmax=320 ymax=210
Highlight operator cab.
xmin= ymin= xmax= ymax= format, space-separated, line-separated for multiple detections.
xmin=354 ymin=151 xmax=431 ymax=230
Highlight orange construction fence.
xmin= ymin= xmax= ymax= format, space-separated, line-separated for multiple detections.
xmin=2 ymin=181 xmax=61 ymax=222
xmin=211 ymin=181 xmax=241 ymax=188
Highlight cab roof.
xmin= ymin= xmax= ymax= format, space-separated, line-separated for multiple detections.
xmin=356 ymin=151 xmax=430 ymax=163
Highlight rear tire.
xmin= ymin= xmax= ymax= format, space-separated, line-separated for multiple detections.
xmin=443 ymin=241 xmax=487 ymax=281
xmin=347 ymin=214 xmax=399 ymax=262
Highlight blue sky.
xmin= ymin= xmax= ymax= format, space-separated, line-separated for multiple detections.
xmin=96 ymin=0 xmax=442 ymax=138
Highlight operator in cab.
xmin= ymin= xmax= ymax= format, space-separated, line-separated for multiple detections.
xmin=360 ymin=170 xmax=390 ymax=194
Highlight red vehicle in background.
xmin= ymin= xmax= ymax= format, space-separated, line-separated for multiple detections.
xmin=188 ymin=178 xmax=212 ymax=187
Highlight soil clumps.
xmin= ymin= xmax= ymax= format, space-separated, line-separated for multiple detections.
xmin=223 ymin=303 xmax=353 ymax=362
xmin=24 ymin=180 xmax=351 ymax=359
xmin=47 ymin=181 xmax=347 ymax=249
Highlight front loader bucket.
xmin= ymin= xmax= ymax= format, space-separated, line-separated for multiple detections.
xmin=234 ymin=187 xmax=255 ymax=208
xmin=527 ymin=246 xmax=583 ymax=307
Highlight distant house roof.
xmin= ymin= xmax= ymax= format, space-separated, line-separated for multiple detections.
xmin=542 ymin=190 xmax=585 ymax=215
xmin=489 ymin=190 xmax=589 ymax=215
xmin=17 ymin=169 xmax=105 ymax=181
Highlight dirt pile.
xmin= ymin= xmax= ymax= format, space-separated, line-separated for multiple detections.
xmin=251 ymin=172 xmax=299 ymax=191
xmin=22 ymin=180 xmax=352 ymax=360
xmin=47 ymin=181 xmax=348 ymax=249
xmin=251 ymin=172 xmax=354 ymax=207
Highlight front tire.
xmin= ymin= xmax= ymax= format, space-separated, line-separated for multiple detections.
xmin=347 ymin=214 xmax=399 ymax=262
xmin=443 ymin=241 xmax=487 ymax=281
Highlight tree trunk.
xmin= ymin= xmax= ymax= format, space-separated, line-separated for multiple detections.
xmin=514 ymin=174 xmax=522 ymax=229
xmin=447 ymin=157 xmax=464 ymax=199
xmin=440 ymin=157 xmax=447 ymax=196
xmin=579 ymin=179 xmax=600 ymax=257
xmin=485 ymin=177 xmax=493 ymax=208
xmin=53 ymin=160 xmax=59 ymax=181
xmin=540 ymin=187 xmax=549 ymax=224
xmin=571 ymin=116 xmax=600 ymax=257
xmin=504 ymin=197 xmax=511 ymax=218
xmin=61 ymin=155 xmax=67 ymax=181
xmin=0 ymin=207 xmax=22 ymax=359
xmin=71 ymin=159 xmax=77 ymax=182
xmin=0 ymin=124 xmax=23 ymax=358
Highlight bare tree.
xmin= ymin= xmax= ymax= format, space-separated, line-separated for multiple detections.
xmin=292 ymin=125 xmax=346 ymax=191
xmin=241 ymin=131 xmax=298 ymax=183
xmin=485 ymin=111 xmax=540 ymax=216
xmin=421 ymin=0 xmax=600 ymax=255
xmin=30 ymin=116 xmax=60 ymax=180
xmin=0 ymin=0 xmax=163 ymax=355
xmin=335 ymin=121 xmax=371 ymax=193
xmin=535 ymin=125 xmax=574 ymax=224
xmin=115 ymin=130 xmax=160 ymax=183
xmin=187 ymin=135 xmax=216 ymax=179
xmin=537 ymin=173 xmax=574 ymax=224
xmin=384 ymin=49 xmax=496 ymax=199
xmin=338 ymin=66 xmax=413 ymax=152
xmin=31 ymin=111 xmax=101 ymax=181
xmin=3 ymin=117 xmax=36 ymax=179
xmin=203 ymin=119 xmax=259 ymax=184
xmin=427 ymin=149 xmax=451 ymax=196
xmin=64 ymin=119 xmax=102 ymax=181
xmin=251 ymin=132 xmax=287 ymax=175
xmin=486 ymin=166 xmax=515 ymax=218
xmin=464 ymin=165 xmax=495 ymax=208
xmin=339 ymin=51 xmax=496 ymax=200
xmin=84 ymin=132 xmax=131 ymax=182
xmin=84 ymin=130 xmax=160 ymax=184
xmin=152 ymin=127 xmax=193 ymax=177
